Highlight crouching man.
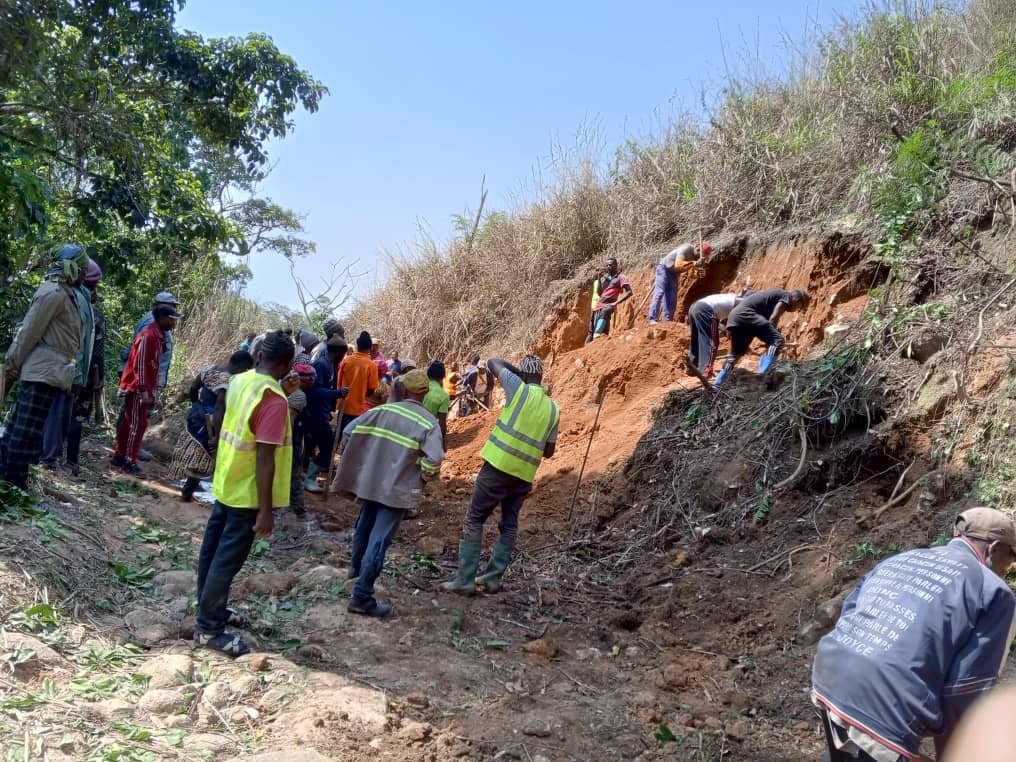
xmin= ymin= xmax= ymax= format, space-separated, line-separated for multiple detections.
xmin=330 ymin=369 xmax=445 ymax=619
xmin=812 ymin=507 xmax=1016 ymax=761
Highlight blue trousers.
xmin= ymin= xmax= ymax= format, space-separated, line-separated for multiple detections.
xmin=647 ymin=264 xmax=678 ymax=322
xmin=40 ymin=391 xmax=75 ymax=464
xmin=349 ymin=500 xmax=404 ymax=600
xmin=196 ymin=501 xmax=257 ymax=636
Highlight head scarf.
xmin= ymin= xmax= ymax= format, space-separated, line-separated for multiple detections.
xmin=83 ymin=258 xmax=103 ymax=286
xmin=47 ymin=244 xmax=88 ymax=282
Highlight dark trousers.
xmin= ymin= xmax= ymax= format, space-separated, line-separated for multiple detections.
xmin=40 ymin=391 xmax=75 ymax=464
xmin=463 ymin=462 xmax=532 ymax=548
xmin=290 ymin=424 xmax=305 ymax=514
xmin=304 ymin=417 xmax=334 ymax=470
xmin=648 ymin=264 xmax=678 ymax=322
xmin=586 ymin=307 xmax=614 ymax=342
xmin=66 ymin=389 xmax=93 ymax=465
xmin=727 ymin=317 xmax=783 ymax=357
xmin=0 ymin=381 xmax=60 ymax=489
xmin=349 ymin=500 xmax=404 ymax=600
xmin=340 ymin=413 xmax=359 ymax=435
xmin=114 ymin=392 xmax=149 ymax=464
xmin=196 ymin=501 xmax=257 ymax=636
xmin=688 ymin=302 xmax=720 ymax=375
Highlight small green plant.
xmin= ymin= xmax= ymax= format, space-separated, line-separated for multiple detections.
xmin=84 ymin=743 xmax=156 ymax=762
xmin=80 ymin=643 xmax=143 ymax=671
xmin=753 ymin=489 xmax=773 ymax=525
xmin=250 ymin=537 xmax=271 ymax=556
xmin=450 ymin=607 xmax=465 ymax=637
xmin=654 ymin=723 xmax=685 ymax=746
xmin=109 ymin=560 xmax=156 ymax=589
xmin=7 ymin=603 xmax=62 ymax=633
xmin=385 ymin=553 xmax=440 ymax=577
xmin=684 ymin=401 xmax=709 ymax=426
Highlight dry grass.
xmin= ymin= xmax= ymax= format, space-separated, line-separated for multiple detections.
xmin=351 ymin=0 xmax=1016 ymax=361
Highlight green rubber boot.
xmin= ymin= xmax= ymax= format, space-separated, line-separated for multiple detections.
xmin=441 ymin=540 xmax=482 ymax=594
xmin=304 ymin=463 xmax=323 ymax=493
xmin=475 ymin=542 xmax=513 ymax=593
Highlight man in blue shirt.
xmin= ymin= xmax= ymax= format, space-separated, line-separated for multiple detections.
xmin=812 ymin=507 xmax=1016 ymax=761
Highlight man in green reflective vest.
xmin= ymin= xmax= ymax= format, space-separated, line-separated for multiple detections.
xmin=443 ymin=354 xmax=560 ymax=594
xmin=193 ymin=331 xmax=297 ymax=657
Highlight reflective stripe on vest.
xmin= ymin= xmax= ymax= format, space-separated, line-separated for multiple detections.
xmin=481 ymin=382 xmax=559 ymax=483
xmin=212 ymin=370 xmax=293 ymax=509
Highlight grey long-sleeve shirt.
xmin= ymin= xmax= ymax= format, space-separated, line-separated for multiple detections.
xmin=330 ymin=399 xmax=445 ymax=510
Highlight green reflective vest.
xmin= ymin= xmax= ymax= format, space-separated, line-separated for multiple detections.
xmin=481 ymin=382 xmax=559 ymax=483
xmin=212 ymin=370 xmax=292 ymax=509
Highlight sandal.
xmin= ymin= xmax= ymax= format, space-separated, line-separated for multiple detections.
xmin=225 ymin=607 xmax=247 ymax=628
xmin=194 ymin=631 xmax=250 ymax=657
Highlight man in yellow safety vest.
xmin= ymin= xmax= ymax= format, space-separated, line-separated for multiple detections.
xmin=193 ymin=330 xmax=297 ymax=656
xmin=443 ymin=354 xmax=559 ymax=594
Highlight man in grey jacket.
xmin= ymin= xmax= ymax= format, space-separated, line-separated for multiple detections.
xmin=1 ymin=245 xmax=88 ymax=489
xmin=330 ymin=369 xmax=444 ymax=619
xmin=812 ymin=507 xmax=1016 ymax=761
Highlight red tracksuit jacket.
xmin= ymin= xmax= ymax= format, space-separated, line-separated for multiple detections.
xmin=119 ymin=322 xmax=164 ymax=395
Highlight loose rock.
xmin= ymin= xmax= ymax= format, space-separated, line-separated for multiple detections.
xmin=522 ymin=719 xmax=552 ymax=738
xmin=153 ymin=570 xmax=197 ymax=596
xmin=138 ymin=687 xmax=189 ymax=715
xmin=3 ymin=632 xmax=73 ymax=680
xmin=80 ymin=698 xmax=134 ymax=722
xmin=523 ymin=638 xmax=558 ymax=660
xmin=124 ymin=608 xmax=176 ymax=647
xmin=301 ymin=565 xmax=345 ymax=587
xmin=415 ymin=536 xmax=444 ymax=557
xmin=235 ymin=572 xmax=298 ymax=596
xmin=138 ymin=653 xmax=193 ymax=689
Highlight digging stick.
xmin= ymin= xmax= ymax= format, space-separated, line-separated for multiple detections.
xmin=566 ymin=390 xmax=607 ymax=522
xmin=323 ymin=396 xmax=347 ymax=502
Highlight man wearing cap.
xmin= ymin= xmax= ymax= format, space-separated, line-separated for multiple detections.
xmin=812 ymin=507 xmax=1016 ymax=762
xmin=330 ymin=368 xmax=445 ymax=619
xmin=303 ymin=339 xmax=348 ymax=493
xmin=40 ymin=257 xmax=102 ymax=473
xmin=387 ymin=358 xmax=417 ymax=404
xmin=310 ymin=317 xmax=345 ymax=364
xmin=0 ymin=245 xmax=89 ymax=489
xmin=123 ymin=291 xmax=181 ymax=390
xmin=111 ymin=305 xmax=182 ymax=475
xmin=648 ymin=243 xmax=701 ymax=325
xmin=443 ymin=355 xmax=560 ymax=595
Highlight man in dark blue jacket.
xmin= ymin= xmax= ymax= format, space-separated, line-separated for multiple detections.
xmin=303 ymin=340 xmax=347 ymax=493
xmin=812 ymin=507 xmax=1016 ymax=761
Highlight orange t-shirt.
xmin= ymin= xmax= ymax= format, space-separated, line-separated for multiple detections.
xmin=337 ymin=352 xmax=379 ymax=416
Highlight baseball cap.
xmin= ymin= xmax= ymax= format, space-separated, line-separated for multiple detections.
xmin=402 ymin=369 xmax=429 ymax=394
xmin=153 ymin=305 xmax=184 ymax=320
xmin=153 ymin=291 xmax=180 ymax=306
xmin=955 ymin=507 xmax=1016 ymax=552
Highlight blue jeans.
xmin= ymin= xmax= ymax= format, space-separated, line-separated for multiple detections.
xmin=647 ymin=264 xmax=678 ymax=322
xmin=349 ymin=500 xmax=404 ymax=600
xmin=196 ymin=501 xmax=257 ymax=636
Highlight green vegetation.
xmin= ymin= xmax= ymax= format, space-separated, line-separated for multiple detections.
xmin=352 ymin=1 xmax=1016 ymax=358
xmin=0 ymin=1 xmax=323 ymax=398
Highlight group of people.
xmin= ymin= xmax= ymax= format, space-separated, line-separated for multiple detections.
xmin=190 ymin=324 xmax=559 ymax=654
xmin=585 ymin=242 xmax=811 ymax=386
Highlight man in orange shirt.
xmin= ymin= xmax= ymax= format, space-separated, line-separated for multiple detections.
xmin=337 ymin=331 xmax=378 ymax=431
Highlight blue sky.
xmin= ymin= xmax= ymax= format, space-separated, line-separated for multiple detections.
xmin=177 ymin=0 xmax=864 ymax=313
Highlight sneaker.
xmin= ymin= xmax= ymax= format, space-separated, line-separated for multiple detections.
xmin=225 ymin=607 xmax=247 ymax=628
xmin=124 ymin=462 xmax=145 ymax=478
xmin=648 ymin=319 xmax=658 ymax=325
xmin=109 ymin=455 xmax=128 ymax=471
xmin=68 ymin=462 xmax=80 ymax=477
xmin=347 ymin=596 xmax=391 ymax=619
xmin=194 ymin=631 xmax=250 ymax=657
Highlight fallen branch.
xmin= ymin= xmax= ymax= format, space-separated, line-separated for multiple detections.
xmin=967 ymin=277 xmax=1016 ymax=354
xmin=869 ymin=471 xmax=937 ymax=522
xmin=773 ymin=423 xmax=807 ymax=492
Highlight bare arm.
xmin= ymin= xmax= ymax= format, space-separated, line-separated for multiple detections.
xmin=543 ymin=442 xmax=556 ymax=458
xmin=209 ymin=389 xmax=227 ymax=443
xmin=188 ymin=374 xmax=204 ymax=403
xmin=769 ymin=302 xmax=788 ymax=328
xmin=487 ymin=357 xmax=521 ymax=378
xmin=254 ymin=442 xmax=276 ymax=538
xmin=612 ymin=284 xmax=634 ymax=306
xmin=437 ymin=412 xmax=447 ymax=449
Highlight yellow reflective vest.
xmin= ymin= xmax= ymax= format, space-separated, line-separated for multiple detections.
xmin=481 ymin=381 xmax=559 ymax=483
xmin=212 ymin=370 xmax=293 ymax=509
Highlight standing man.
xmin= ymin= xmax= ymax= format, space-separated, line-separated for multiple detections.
xmin=124 ymin=291 xmax=181 ymax=391
xmin=303 ymin=339 xmax=348 ymax=493
xmin=713 ymin=288 xmax=810 ymax=386
xmin=813 ymin=507 xmax=1016 ymax=761
xmin=40 ymin=257 xmax=101 ymax=471
xmin=388 ymin=351 xmax=402 ymax=377
xmin=336 ymin=331 xmax=378 ymax=432
xmin=586 ymin=257 xmax=633 ymax=342
xmin=0 ymin=245 xmax=88 ymax=489
xmin=648 ymin=243 xmax=700 ymax=325
xmin=686 ymin=291 xmax=744 ymax=379
xmin=310 ymin=317 xmax=344 ymax=363
xmin=387 ymin=358 xmax=418 ymax=404
xmin=423 ymin=360 xmax=450 ymax=448
xmin=194 ymin=331 xmax=297 ymax=656
xmin=443 ymin=355 xmax=559 ymax=594
xmin=330 ymin=369 xmax=445 ymax=618
xmin=111 ymin=305 xmax=181 ymax=476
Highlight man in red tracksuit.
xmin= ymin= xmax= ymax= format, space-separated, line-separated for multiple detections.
xmin=112 ymin=305 xmax=181 ymax=476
